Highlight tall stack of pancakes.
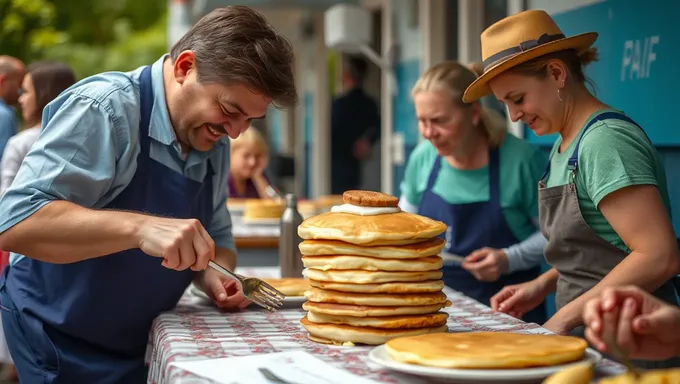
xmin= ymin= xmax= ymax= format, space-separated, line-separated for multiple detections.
xmin=297 ymin=190 xmax=451 ymax=345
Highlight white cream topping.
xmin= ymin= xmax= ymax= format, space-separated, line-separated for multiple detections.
xmin=330 ymin=203 xmax=400 ymax=216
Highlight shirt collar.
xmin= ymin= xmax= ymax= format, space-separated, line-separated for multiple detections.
xmin=147 ymin=55 xmax=227 ymax=157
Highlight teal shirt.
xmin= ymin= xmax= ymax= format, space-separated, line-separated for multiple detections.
xmin=401 ymin=134 xmax=547 ymax=243
xmin=546 ymin=109 xmax=672 ymax=253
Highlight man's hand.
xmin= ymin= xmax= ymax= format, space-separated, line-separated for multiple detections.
xmin=461 ymin=247 xmax=509 ymax=282
xmin=195 ymin=267 xmax=250 ymax=311
xmin=136 ymin=217 xmax=215 ymax=271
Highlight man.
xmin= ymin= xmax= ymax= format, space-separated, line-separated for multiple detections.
xmin=0 ymin=6 xmax=297 ymax=383
xmin=0 ymin=56 xmax=24 ymax=158
xmin=330 ymin=55 xmax=380 ymax=194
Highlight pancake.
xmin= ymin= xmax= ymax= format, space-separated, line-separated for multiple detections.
xmin=597 ymin=368 xmax=680 ymax=384
xmin=301 ymin=316 xmax=448 ymax=345
xmin=261 ymin=278 xmax=309 ymax=297
xmin=302 ymin=255 xmax=443 ymax=272
xmin=244 ymin=199 xmax=285 ymax=220
xmin=306 ymin=311 xmax=449 ymax=329
xmin=385 ymin=332 xmax=588 ymax=369
xmin=303 ymin=301 xmax=452 ymax=317
xmin=308 ymin=279 xmax=445 ymax=294
xmin=298 ymin=211 xmax=447 ymax=245
xmin=303 ymin=268 xmax=442 ymax=284
xmin=305 ymin=287 xmax=448 ymax=307
xmin=299 ymin=238 xmax=446 ymax=259
xmin=542 ymin=362 xmax=593 ymax=384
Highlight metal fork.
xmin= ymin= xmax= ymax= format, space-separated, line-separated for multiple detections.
xmin=604 ymin=332 xmax=642 ymax=379
xmin=207 ymin=261 xmax=285 ymax=311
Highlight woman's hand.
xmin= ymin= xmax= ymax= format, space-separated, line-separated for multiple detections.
xmin=462 ymin=247 xmax=509 ymax=282
xmin=491 ymin=278 xmax=551 ymax=319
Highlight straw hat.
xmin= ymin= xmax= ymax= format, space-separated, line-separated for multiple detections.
xmin=462 ymin=10 xmax=598 ymax=103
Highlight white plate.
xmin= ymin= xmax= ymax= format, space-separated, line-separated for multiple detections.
xmin=368 ymin=344 xmax=602 ymax=383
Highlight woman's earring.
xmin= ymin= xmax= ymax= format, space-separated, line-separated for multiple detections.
xmin=557 ymin=88 xmax=563 ymax=102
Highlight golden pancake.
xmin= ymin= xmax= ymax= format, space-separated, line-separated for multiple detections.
xmin=385 ymin=332 xmax=588 ymax=369
xmin=298 ymin=211 xmax=446 ymax=245
xmin=306 ymin=311 xmax=449 ymax=329
xmin=303 ymin=301 xmax=452 ymax=317
xmin=301 ymin=316 xmax=448 ymax=345
xmin=542 ymin=362 xmax=593 ymax=384
xmin=308 ymin=279 xmax=445 ymax=294
xmin=260 ymin=278 xmax=310 ymax=297
xmin=597 ymin=369 xmax=680 ymax=384
xmin=305 ymin=287 xmax=448 ymax=307
xmin=303 ymin=268 xmax=442 ymax=283
xmin=244 ymin=199 xmax=284 ymax=220
xmin=302 ymin=255 xmax=443 ymax=272
xmin=299 ymin=238 xmax=446 ymax=259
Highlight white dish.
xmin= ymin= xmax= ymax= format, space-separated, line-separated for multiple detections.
xmin=241 ymin=217 xmax=281 ymax=226
xmin=368 ymin=344 xmax=602 ymax=383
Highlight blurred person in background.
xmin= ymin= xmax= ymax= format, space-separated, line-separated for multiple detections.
xmin=330 ymin=55 xmax=380 ymax=194
xmin=0 ymin=61 xmax=76 ymax=194
xmin=400 ymin=61 xmax=548 ymax=324
xmin=0 ymin=56 xmax=25 ymax=159
xmin=228 ymin=127 xmax=273 ymax=199
xmin=0 ymin=6 xmax=297 ymax=383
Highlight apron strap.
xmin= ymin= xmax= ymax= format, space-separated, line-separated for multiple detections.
xmin=540 ymin=111 xmax=646 ymax=180
xmin=426 ymin=156 xmax=443 ymax=190
xmin=138 ymin=66 xmax=154 ymax=158
xmin=488 ymin=147 xmax=501 ymax=208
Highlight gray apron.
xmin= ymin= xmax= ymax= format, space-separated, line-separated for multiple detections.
xmin=539 ymin=111 xmax=680 ymax=369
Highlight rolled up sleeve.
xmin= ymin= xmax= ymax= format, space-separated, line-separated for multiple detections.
xmin=208 ymin=149 xmax=235 ymax=252
xmin=0 ymin=95 xmax=122 ymax=234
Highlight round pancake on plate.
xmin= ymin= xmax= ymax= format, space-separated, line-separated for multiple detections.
xmin=305 ymin=287 xmax=447 ymax=306
xmin=308 ymin=279 xmax=444 ymax=294
xmin=301 ymin=316 xmax=448 ymax=345
xmin=385 ymin=332 xmax=588 ymax=369
xmin=298 ymin=211 xmax=447 ymax=245
xmin=303 ymin=268 xmax=442 ymax=284
xmin=306 ymin=311 xmax=449 ymax=329
xmin=302 ymin=255 xmax=443 ymax=272
xmin=260 ymin=278 xmax=310 ymax=297
xmin=299 ymin=238 xmax=446 ymax=259
xmin=303 ymin=301 xmax=452 ymax=317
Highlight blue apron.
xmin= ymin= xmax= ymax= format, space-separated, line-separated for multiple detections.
xmin=418 ymin=148 xmax=546 ymax=324
xmin=0 ymin=65 xmax=215 ymax=383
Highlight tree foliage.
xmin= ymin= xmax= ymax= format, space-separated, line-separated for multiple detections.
xmin=0 ymin=0 xmax=168 ymax=79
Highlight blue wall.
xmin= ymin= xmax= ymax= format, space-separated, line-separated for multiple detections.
xmin=525 ymin=0 xmax=680 ymax=233
xmin=392 ymin=59 xmax=421 ymax=194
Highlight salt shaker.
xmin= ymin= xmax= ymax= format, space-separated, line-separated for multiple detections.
xmin=279 ymin=193 xmax=304 ymax=277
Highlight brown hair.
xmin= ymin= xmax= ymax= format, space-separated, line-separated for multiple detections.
xmin=510 ymin=48 xmax=599 ymax=89
xmin=412 ymin=61 xmax=507 ymax=147
xmin=170 ymin=6 xmax=298 ymax=109
xmin=26 ymin=61 xmax=76 ymax=122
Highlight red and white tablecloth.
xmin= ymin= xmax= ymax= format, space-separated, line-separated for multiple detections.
xmin=145 ymin=267 xmax=625 ymax=384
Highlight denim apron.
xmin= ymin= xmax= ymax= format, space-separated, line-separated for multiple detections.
xmin=418 ymin=148 xmax=546 ymax=324
xmin=0 ymin=65 xmax=215 ymax=383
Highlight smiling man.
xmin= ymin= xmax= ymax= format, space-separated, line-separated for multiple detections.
xmin=0 ymin=6 xmax=297 ymax=383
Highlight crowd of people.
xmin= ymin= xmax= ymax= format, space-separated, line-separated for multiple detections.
xmin=0 ymin=5 xmax=677 ymax=383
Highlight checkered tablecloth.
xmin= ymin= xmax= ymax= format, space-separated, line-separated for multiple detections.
xmin=145 ymin=267 xmax=625 ymax=384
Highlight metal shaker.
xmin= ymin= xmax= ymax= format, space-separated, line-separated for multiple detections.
xmin=279 ymin=193 xmax=304 ymax=277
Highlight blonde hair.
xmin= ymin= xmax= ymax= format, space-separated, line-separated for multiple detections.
xmin=230 ymin=127 xmax=269 ymax=155
xmin=411 ymin=61 xmax=507 ymax=147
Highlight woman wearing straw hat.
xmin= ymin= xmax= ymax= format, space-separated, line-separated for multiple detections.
xmin=468 ymin=10 xmax=680 ymax=368
xmin=400 ymin=61 xmax=548 ymax=325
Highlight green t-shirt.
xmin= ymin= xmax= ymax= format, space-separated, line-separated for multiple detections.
xmin=400 ymin=134 xmax=547 ymax=242
xmin=545 ymin=109 xmax=672 ymax=253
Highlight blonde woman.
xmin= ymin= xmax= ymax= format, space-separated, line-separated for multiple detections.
xmin=465 ymin=10 xmax=680 ymax=368
xmin=399 ymin=61 xmax=548 ymax=324
xmin=228 ymin=127 xmax=273 ymax=199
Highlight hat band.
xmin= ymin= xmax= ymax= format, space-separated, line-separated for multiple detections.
xmin=482 ymin=33 xmax=565 ymax=71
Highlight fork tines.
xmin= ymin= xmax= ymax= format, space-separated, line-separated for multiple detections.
xmin=249 ymin=281 xmax=285 ymax=312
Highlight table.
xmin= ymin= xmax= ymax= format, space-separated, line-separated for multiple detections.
xmin=146 ymin=267 xmax=625 ymax=384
